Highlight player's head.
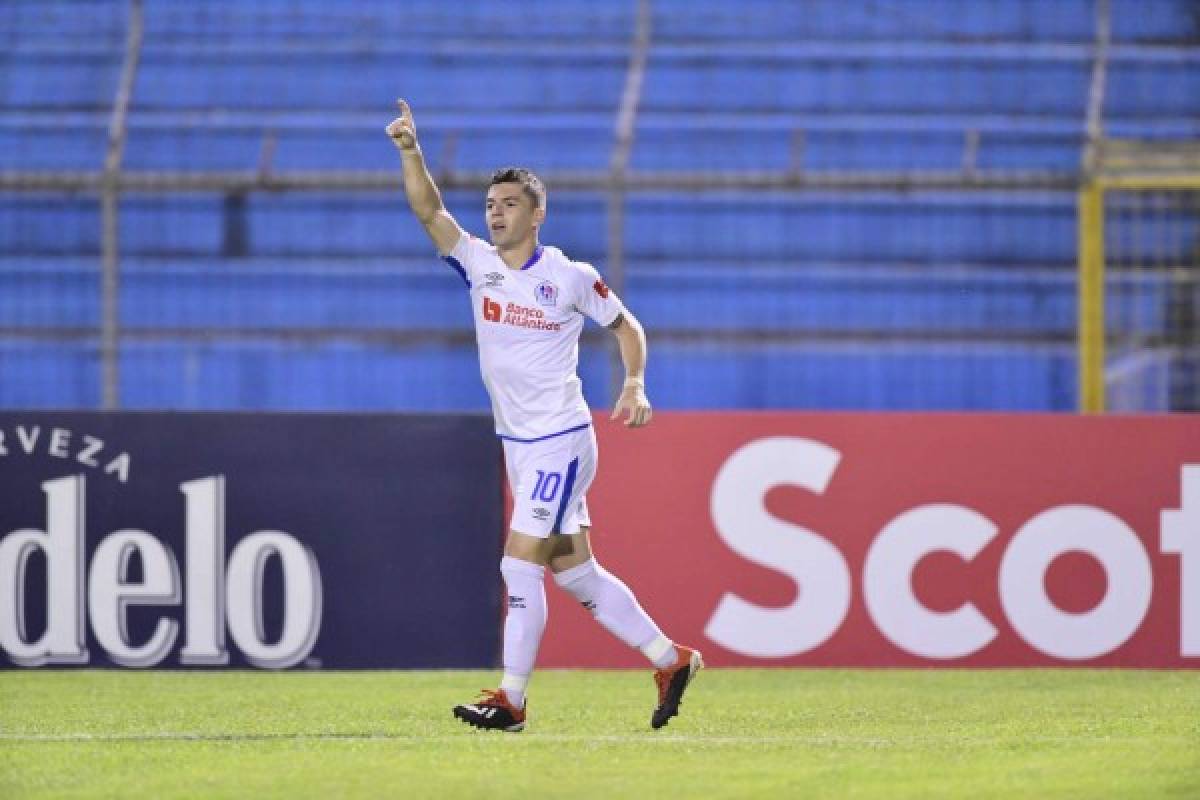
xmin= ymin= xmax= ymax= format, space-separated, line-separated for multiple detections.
xmin=486 ymin=166 xmax=546 ymax=249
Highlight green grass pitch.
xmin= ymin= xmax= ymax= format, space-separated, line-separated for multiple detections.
xmin=2 ymin=669 xmax=1197 ymax=798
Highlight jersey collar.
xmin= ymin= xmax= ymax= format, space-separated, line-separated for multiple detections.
xmin=520 ymin=245 xmax=544 ymax=270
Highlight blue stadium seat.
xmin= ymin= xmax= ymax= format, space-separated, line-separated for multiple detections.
xmin=0 ymin=121 xmax=107 ymax=169
xmin=115 ymin=340 xmax=491 ymax=410
xmin=3 ymin=192 xmax=1082 ymax=268
xmin=0 ymin=48 xmax=123 ymax=109
xmin=130 ymin=44 xmax=627 ymax=113
xmin=0 ymin=256 xmax=1173 ymax=342
xmin=116 ymin=259 xmax=472 ymax=330
xmin=0 ymin=198 xmax=100 ymax=255
xmin=621 ymin=193 xmax=1078 ymax=265
xmin=1106 ymin=52 xmax=1200 ymax=116
xmin=644 ymin=341 xmax=1077 ymax=410
xmin=632 ymin=118 xmax=1086 ymax=171
xmin=650 ymin=0 xmax=1191 ymax=44
xmin=116 ymin=112 xmax=614 ymax=172
xmin=0 ymin=336 xmax=1076 ymax=412
xmin=641 ymin=44 xmax=1093 ymax=116
xmin=0 ymin=1 xmax=129 ymax=41
xmin=0 ymin=342 xmax=100 ymax=408
xmin=137 ymin=0 xmax=635 ymax=42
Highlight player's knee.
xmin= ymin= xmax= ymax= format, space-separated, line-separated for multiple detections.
xmin=500 ymin=554 xmax=546 ymax=584
xmin=553 ymin=557 xmax=601 ymax=607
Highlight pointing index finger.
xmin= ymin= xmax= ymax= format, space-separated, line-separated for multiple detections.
xmin=396 ymin=98 xmax=411 ymax=119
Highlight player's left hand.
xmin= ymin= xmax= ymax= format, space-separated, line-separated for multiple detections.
xmin=611 ymin=386 xmax=653 ymax=428
xmin=386 ymin=98 xmax=419 ymax=152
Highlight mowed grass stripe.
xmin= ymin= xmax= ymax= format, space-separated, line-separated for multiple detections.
xmin=1 ymin=669 xmax=1198 ymax=799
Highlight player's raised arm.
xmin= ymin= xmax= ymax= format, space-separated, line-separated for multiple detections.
xmin=385 ymin=99 xmax=465 ymax=255
xmin=608 ymin=309 xmax=653 ymax=428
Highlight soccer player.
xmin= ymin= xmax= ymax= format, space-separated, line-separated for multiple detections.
xmin=386 ymin=100 xmax=702 ymax=732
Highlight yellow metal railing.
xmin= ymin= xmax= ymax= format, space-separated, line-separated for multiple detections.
xmin=1077 ymin=152 xmax=1200 ymax=412
xmin=1077 ymin=182 xmax=1106 ymax=413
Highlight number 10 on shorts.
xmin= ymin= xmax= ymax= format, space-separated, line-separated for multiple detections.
xmin=532 ymin=470 xmax=562 ymax=502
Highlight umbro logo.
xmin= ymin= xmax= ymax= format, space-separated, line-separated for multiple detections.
xmin=532 ymin=507 xmax=551 ymax=521
xmin=509 ymin=595 xmax=526 ymax=609
xmin=484 ymin=272 xmax=505 ymax=288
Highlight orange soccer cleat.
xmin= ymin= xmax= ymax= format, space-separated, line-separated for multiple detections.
xmin=452 ymin=688 xmax=527 ymax=733
xmin=651 ymin=645 xmax=704 ymax=729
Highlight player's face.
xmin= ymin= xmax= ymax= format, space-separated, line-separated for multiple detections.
xmin=485 ymin=183 xmax=544 ymax=249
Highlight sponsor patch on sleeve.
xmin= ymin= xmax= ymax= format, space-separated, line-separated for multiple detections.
xmin=593 ymin=279 xmax=610 ymax=298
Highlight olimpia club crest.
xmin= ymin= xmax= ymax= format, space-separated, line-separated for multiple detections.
xmin=535 ymin=280 xmax=559 ymax=307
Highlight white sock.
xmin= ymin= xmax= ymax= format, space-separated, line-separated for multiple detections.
xmin=500 ymin=555 xmax=546 ymax=708
xmin=553 ymin=558 xmax=678 ymax=669
xmin=499 ymin=673 xmax=529 ymax=709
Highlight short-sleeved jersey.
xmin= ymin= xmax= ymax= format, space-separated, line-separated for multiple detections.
xmin=443 ymin=233 xmax=625 ymax=441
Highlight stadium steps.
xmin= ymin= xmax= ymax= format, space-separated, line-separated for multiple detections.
xmin=2 ymin=192 xmax=1082 ymax=265
xmin=8 ymin=0 xmax=1183 ymax=46
xmin=639 ymin=42 xmax=1200 ymax=118
xmin=0 ymin=336 xmax=1074 ymax=411
xmin=0 ymin=257 xmax=1173 ymax=339
xmin=0 ymin=339 xmax=490 ymax=410
xmin=0 ymin=109 xmax=1090 ymax=172
xmin=0 ymin=191 xmax=1082 ymax=285
xmin=5 ymin=108 xmax=1197 ymax=173
xmin=5 ymin=46 xmax=1193 ymax=172
xmin=0 ymin=0 xmax=633 ymax=42
xmin=648 ymin=0 xmax=1192 ymax=43
xmin=7 ymin=39 xmax=1197 ymax=118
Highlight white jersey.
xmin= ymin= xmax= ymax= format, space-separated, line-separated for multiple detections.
xmin=443 ymin=233 xmax=625 ymax=441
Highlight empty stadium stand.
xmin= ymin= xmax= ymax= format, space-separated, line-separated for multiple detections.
xmin=1 ymin=0 xmax=1198 ymax=410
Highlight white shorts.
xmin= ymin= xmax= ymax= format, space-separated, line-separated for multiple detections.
xmin=502 ymin=425 xmax=597 ymax=538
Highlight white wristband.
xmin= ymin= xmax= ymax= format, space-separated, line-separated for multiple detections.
xmin=623 ymin=377 xmax=645 ymax=389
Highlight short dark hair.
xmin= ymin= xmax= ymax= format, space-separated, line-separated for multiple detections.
xmin=488 ymin=166 xmax=547 ymax=210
